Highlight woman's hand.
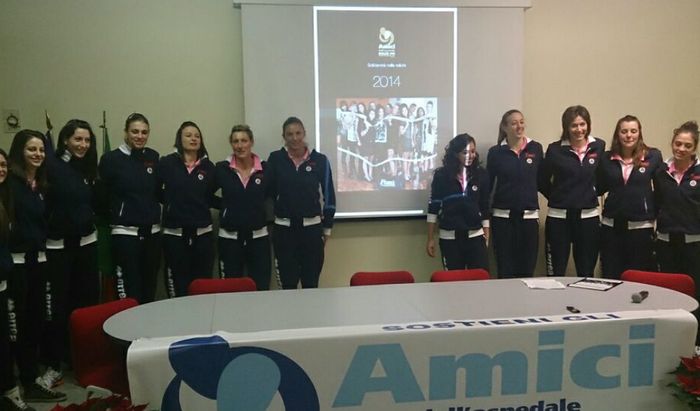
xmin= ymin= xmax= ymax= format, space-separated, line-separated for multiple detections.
xmin=426 ymin=238 xmax=436 ymax=257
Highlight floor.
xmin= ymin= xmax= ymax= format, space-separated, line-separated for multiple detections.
xmin=29 ymin=372 xmax=88 ymax=411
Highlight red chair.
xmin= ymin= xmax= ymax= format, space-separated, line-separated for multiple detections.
xmin=69 ymin=298 xmax=138 ymax=395
xmin=621 ymin=270 xmax=696 ymax=297
xmin=431 ymin=268 xmax=490 ymax=282
xmin=350 ymin=271 xmax=415 ymax=286
xmin=188 ymin=277 xmax=257 ymax=295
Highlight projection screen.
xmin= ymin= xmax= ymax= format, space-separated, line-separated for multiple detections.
xmin=240 ymin=0 xmax=529 ymax=218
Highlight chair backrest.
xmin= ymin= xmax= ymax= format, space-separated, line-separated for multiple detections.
xmin=350 ymin=271 xmax=415 ymax=286
xmin=430 ymin=268 xmax=490 ymax=282
xmin=188 ymin=277 xmax=257 ymax=295
xmin=69 ymin=298 xmax=139 ymax=395
xmin=621 ymin=270 xmax=696 ymax=297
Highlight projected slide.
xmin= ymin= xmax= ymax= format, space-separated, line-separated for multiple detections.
xmin=315 ymin=7 xmax=456 ymax=217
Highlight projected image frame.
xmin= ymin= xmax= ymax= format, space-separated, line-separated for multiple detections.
xmin=314 ymin=6 xmax=457 ymax=219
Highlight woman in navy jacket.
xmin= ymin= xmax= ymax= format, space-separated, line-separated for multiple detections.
xmin=487 ymin=110 xmax=543 ymax=278
xmin=538 ymin=105 xmax=605 ymax=277
xmin=597 ymin=115 xmax=661 ymax=279
xmin=427 ymin=133 xmax=490 ymax=271
xmin=158 ymin=121 xmax=217 ymax=298
xmin=98 ymin=113 xmax=161 ymax=303
xmin=266 ymin=117 xmax=336 ymax=289
xmin=215 ymin=124 xmax=270 ymax=290
xmin=42 ymin=119 xmax=101 ymax=388
xmin=654 ymin=121 xmax=700 ymax=288
xmin=3 ymin=131 xmax=66 ymax=405
xmin=0 ymin=148 xmax=24 ymax=410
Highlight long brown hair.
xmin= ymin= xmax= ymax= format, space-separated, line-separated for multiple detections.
xmin=610 ymin=115 xmax=648 ymax=167
xmin=8 ymin=129 xmax=48 ymax=192
xmin=0 ymin=149 xmax=13 ymax=242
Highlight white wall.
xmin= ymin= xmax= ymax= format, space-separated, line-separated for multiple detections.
xmin=2 ymin=0 xmax=699 ymax=287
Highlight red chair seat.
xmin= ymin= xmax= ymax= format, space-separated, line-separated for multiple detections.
xmin=188 ymin=277 xmax=257 ymax=295
xmin=431 ymin=268 xmax=490 ymax=282
xmin=621 ymin=270 xmax=695 ymax=297
xmin=350 ymin=271 xmax=414 ymax=286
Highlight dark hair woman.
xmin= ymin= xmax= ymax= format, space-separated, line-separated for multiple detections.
xmin=596 ymin=115 xmax=662 ymax=279
xmin=266 ymin=117 xmax=336 ymax=289
xmin=486 ymin=110 xmax=543 ymax=278
xmin=98 ymin=113 xmax=161 ymax=303
xmin=40 ymin=119 xmax=102 ymax=389
xmin=654 ymin=120 xmax=700 ymax=296
xmin=2 ymin=131 xmax=66 ymax=407
xmin=0 ymin=148 xmax=22 ymax=410
xmin=427 ymin=133 xmax=490 ymax=271
xmin=538 ymin=105 xmax=605 ymax=276
xmin=215 ymin=124 xmax=271 ymax=290
xmin=157 ymin=121 xmax=217 ymax=297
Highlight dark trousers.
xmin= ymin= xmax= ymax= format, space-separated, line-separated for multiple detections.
xmin=545 ymin=216 xmax=600 ymax=277
xmin=439 ymin=235 xmax=489 ymax=272
xmin=163 ymin=232 xmax=214 ymax=298
xmin=273 ymin=224 xmax=324 ymax=289
xmin=657 ymin=239 xmax=700 ymax=344
xmin=656 ymin=239 xmax=700 ymax=290
xmin=111 ymin=232 xmax=161 ymax=304
xmin=491 ymin=217 xmax=538 ymax=278
xmin=0 ymin=288 xmax=13 ymax=391
xmin=42 ymin=243 xmax=99 ymax=369
xmin=6 ymin=256 xmax=46 ymax=386
xmin=218 ymin=236 xmax=271 ymax=291
xmin=600 ymin=225 xmax=655 ymax=280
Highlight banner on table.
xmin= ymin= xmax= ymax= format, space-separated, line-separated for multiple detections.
xmin=127 ymin=309 xmax=695 ymax=411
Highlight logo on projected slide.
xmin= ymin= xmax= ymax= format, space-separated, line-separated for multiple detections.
xmin=378 ymin=27 xmax=395 ymax=57
xmin=162 ymin=335 xmax=319 ymax=410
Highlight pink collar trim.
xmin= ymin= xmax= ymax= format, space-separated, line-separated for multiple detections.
xmin=230 ymin=153 xmax=263 ymax=172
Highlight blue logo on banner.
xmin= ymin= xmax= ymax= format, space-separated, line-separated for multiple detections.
xmin=161 ymin=335 xmax=319 ymax=411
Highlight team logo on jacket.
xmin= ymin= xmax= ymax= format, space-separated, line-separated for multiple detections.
xmin=691 ymin=180 xmax=697 ymax=187
xmin=198 ymin=173 xmax=204 ymax=181
xmin=526 ymin=158 xmax=533 ymax=164
xmin=639 ymin=167 xmax=646 ymax=174
xmin=147 ymin=167 xmax=153 ymax=174
xmin=255 ymin=178 xmax=261 ymax=185
xmin=588 ymin=158 xmax=595 ymax=165
xmin=472 ymin=185 xmax=478 ymax=191
xmin=306 ymin=165 xmax=312 ymax=172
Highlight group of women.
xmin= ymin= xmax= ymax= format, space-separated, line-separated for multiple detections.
xmin=0 ymin=114 xmax=335 ymax=410
xmin=427 ymin=106 xmax=700 ymax=292
xmin=336 ymin=99 xmax=437 ymax=188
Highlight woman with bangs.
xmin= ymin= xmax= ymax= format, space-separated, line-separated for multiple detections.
xmin=539 ymin=105 xmax=605 ymax=277
xmin=158 ymin=121 xmax=217 ymax=297
xmin=597 ymin=115 xmax=661 ymax=279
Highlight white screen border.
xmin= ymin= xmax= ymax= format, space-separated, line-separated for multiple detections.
xmin=313 ymin=6 xmax=458 ymax=218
